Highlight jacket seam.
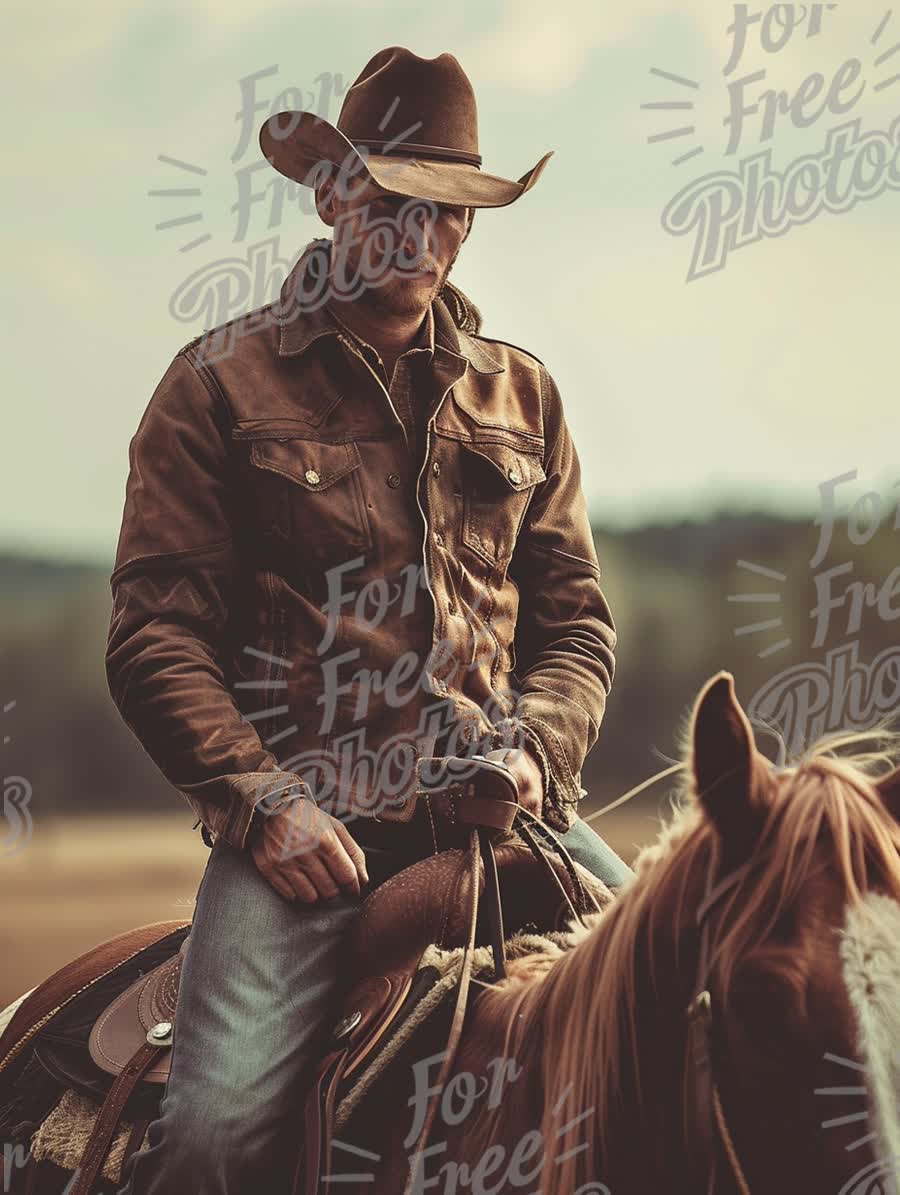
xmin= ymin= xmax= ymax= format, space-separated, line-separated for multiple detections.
xmin=537 ymin=364 xmax=564 ymax=475
xmin=181 ymin=346 xmax=237 ymax=426
xmin=526 ymin=684 xmax=600 ymax=737
xmin=110 ymin=537 xmax=234 ymax=585
xmin=538 ymin=364 xmax=550 ymax=453
xmin=433 ymin=427 xmax=544 ymax=452
xmin=525 ymin=541 xmax=602 ymax=577
xmin=471 ymin=334 xmax=546 ymax=369
xmin=180 ymin=300 xmax=278 ymax=360
xmin=232 ymin=429 xmax=386 ymax=445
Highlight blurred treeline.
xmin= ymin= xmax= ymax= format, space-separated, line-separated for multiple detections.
xmin=2 ymin=507 xmax=898 ymax=829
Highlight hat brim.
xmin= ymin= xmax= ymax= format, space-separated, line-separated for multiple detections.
xmin=259 ymin=111 xmax=553 ymax=209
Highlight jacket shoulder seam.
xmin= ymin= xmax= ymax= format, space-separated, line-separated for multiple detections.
xmin=178 ymin=346 xmax=237 ymax=426
xmin=470 ymin=334 xmax=546 ymax=369
xmin=178 ymin=300 xmax=278 ymax=357
xmin=537 ymin=363 xmax=567 ymax=469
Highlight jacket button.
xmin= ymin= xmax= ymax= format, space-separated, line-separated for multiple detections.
xmin=387 ymin=473 xmax=401 ymax=488
xmin=508 ymin=466 xmax=522 ymax=485
xmin=433 ymin=532 xmax=444 ymax=547
xmin=432 ymin=460 xmax=441 ymax=477
xmin=305 ymin=469 xmax=321 ymax=485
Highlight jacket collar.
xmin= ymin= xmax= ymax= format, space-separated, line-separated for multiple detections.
xmin=277 ymin=239 xmax=504 ymax=375
xmin=432 ymin=293 xmax=505 ymax=375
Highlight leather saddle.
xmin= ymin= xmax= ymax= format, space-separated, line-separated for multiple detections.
xmin=86 ymin=838 xmax=608 ymax=1085
xmin=72 ymin=756 xmax=614 ymax=1195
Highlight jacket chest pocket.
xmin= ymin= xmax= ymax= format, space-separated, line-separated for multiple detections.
xmin=459 ymin=439 xmax=546 ymax=567
xmin=236 ymin=431 xmax=374 ymax=567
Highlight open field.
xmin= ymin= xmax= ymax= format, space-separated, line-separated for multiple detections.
xmin=1 ymin=815 xmax=206 ymax=1007
xmin=0 ymin=808 xmax=656 ymax=1008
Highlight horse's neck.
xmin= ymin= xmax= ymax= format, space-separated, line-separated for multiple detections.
xmin=456 ymin=914 xmax=696 ymax=1195
xmin=378 ymin=916 xmax=696 ymax=1195
xmin=442 ymin=961 xmax=549 ymax=1161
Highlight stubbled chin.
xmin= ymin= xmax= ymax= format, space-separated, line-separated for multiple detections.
xmin=365 ymin=273 xmax=438 ymax=315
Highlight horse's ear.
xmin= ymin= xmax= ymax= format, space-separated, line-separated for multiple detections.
xmin=691 ymin=671 xmax=769 ymax=847
xmin=876 ymin=766 xmax=900 ymax=821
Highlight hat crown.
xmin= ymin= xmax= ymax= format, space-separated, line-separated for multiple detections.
xmin=258 ymin=46 xmax=553 ymax=208
xmin=335 ymin=47 xmax=481 ymax=166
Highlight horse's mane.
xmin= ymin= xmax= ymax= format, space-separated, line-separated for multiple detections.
xmin=467 ymin=721 xmax=900 ymax=1194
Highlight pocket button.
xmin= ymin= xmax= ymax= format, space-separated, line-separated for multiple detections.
xmin=305 ymin=469 xmax=321 ymax=485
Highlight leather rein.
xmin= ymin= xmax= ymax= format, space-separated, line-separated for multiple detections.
xmin=400 ymin=760 xmax=605 ymax=1195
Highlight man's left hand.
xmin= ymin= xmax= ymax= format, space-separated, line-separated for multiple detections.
xmin=484 ymin=746 xmax=543 ymax=818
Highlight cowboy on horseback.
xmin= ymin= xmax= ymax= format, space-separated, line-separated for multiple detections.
xmin=102 ymin=46 xmax=633 ymax=1194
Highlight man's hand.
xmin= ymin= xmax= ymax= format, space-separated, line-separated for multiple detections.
xmin=484 ymin=745 xmax=544 ymax=818
xmin=249 ymin=797 xmax=369 ymax=903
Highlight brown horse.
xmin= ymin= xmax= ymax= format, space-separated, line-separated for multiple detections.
xmin=339 ymin=670 xmax=900 ymax=1195
xmin=3 ymin=670 xmax=899 ymax=1194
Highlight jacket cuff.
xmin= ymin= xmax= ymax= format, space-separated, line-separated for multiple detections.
xmin=487 ymin=715 xmax=579 ymax=834
xmin=185 ymin=770 xmax=313 ymax=850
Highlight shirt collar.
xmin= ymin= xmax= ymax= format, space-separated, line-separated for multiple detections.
xmin=325 ymin=290 xmax=435 ymax=367
xmin=277 ymin=239 xmax=503 ymax=374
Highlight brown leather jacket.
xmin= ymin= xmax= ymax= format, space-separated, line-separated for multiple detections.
xmin=106 ymin=238 xmax=617 ymax=849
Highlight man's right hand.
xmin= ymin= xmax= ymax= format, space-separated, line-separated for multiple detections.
xmin=249 ymin=797 xmax=370 ymax=903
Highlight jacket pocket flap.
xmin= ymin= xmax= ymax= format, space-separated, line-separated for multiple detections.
xmin=248 ymin=438 xmax=362 ymax=490
xmin=461 ymin=440 xmax=546 ymax=491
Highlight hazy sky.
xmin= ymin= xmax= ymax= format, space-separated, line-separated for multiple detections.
xmin=4 ymin=0 xmax=898 ymax=562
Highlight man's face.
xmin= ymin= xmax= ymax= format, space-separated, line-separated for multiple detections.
xmin=321 ymin=173 xmax=470 ymax=317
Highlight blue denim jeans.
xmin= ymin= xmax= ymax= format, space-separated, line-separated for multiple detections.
xmin=117 ymin=815 xmax=630 ymax=1195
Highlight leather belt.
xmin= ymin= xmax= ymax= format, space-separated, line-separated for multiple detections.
xmin=345 ymin=793 xmax=465 ymax=856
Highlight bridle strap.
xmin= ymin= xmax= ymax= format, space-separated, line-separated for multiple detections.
xmin=687 ymin=855 xmax=760 ymax=1195
xmin=695 ymin=859 xmax=758 ymax=936
xmin=713 ymin=1085 xmax=753 ymax=1195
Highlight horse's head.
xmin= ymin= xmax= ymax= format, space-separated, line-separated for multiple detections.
xmin=536 ymin=670 xmax=900 ymax=1195
xmin=664 ymin=670 xmax=900 ymax=1195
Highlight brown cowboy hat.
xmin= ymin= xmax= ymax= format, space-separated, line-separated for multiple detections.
xmin=258 ymin=46 xmax=554 ymax=209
